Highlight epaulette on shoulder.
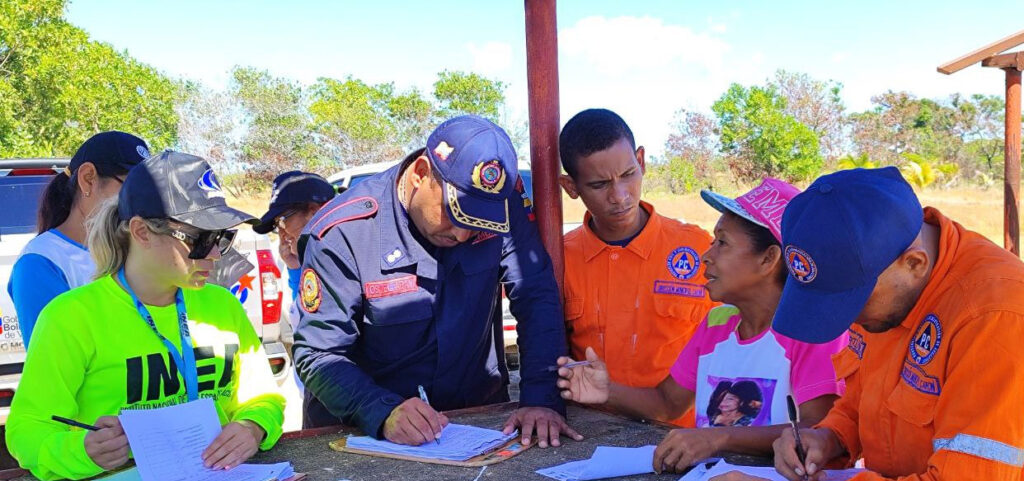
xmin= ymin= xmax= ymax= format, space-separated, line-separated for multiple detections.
xmin=309 ymin=196 xmax=379 ymax=239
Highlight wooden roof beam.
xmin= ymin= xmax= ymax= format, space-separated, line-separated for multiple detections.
xmin=981 ymin=51 xmax=1024 ymax=71
xmin=938 ymin=30 xmax=1024 ymax=75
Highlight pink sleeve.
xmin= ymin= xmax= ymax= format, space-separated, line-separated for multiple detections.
xmin=669 ymin=319 xmax=709 ymax=391
xmin=780 ymin=331 xmax=848 ymax=405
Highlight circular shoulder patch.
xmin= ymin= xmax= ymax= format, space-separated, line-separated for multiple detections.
xmin=666 ymin=246 xmax=700 ymax=280
xmin=785 ymin=246 xmax=817 ymax=283
xmin=300 ymin=268 xmax=323 ymax=313
xmin=909 ymin=314 xmax=942 ymax=365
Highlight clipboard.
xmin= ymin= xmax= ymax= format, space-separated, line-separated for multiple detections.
xmin=330 ymin=436 xmax=531 ymax=467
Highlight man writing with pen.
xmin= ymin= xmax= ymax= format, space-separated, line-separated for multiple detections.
xmin=766 ymin=168 xmax=1024 ymax=481
xmin=293 ymin=115 xmax=581 ymax=448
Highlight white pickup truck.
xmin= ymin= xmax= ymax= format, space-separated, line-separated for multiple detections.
xmin=0 ymin=159 xmax=292 ymax=423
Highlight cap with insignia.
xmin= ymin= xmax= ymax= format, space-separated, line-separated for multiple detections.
xmin=424 ymin=115 xmax=519 ymax=234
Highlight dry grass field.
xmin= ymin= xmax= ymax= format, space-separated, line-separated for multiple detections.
xmin=228 ymin=186 xmax=1018 ymax=247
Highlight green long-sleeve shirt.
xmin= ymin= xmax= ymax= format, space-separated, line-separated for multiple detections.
xmin=6 ymin=275 xmax=286 ymax=480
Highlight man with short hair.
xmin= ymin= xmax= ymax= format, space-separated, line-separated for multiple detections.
xmin=294 ymin=115 xmax=579 ymax=448
xmin=770 ymin=167 xmax=1024 ymax=480
xmin=558 ymin=108 xmax=716 ymax=426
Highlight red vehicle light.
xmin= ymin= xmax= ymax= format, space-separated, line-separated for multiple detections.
xmin=256 ymin=249 xmax=282 ymax=325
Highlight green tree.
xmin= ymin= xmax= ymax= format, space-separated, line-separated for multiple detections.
xmin=663 ymin=109 xmax=719 ymax=190
xmin=711 ymin=83 xmax=823 ymax=182
xmin=230 ymin=66 xmax=322 ymax=179
xmin=432 ymin=70 xmax=506 ymax=121
xmin=771 ymin=70 xmax=846 ymax=162
xmin=1 ymin=0 xmax=177 ymax=156
xmin=309 ymin=77 xmax=433 ymax=164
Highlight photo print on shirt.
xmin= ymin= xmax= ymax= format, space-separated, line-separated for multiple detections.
xmin=700 ymin=376 xmax=777 ymax=428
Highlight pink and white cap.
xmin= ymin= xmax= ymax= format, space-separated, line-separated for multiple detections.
xmin=700 ymin=178 xmax=801 ymax=242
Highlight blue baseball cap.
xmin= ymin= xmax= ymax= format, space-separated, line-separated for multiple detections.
xmin=69 ymin=131 xmax=151 ymax=176
xmin=253 ymin=171 xmax=337 ymax=234
xmin=425 ymin=115 xmax=519 ymax=234
xmin=772 ymin=167 xmax=923 ymax=343
xmin=119 ymin=151 xmax=257 ymax=231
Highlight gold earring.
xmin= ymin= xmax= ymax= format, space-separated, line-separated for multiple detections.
xmin=85 ymin=191 xmax=91 ymax=197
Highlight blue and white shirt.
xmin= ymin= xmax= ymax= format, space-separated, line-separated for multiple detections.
xmin=7 ymin=229 xmax=95 ymax=347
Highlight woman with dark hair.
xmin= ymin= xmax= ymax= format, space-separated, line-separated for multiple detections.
xmin=557 ymin=178 xmax=846 ymax=474
xmin=6 ymin=152 xmax=285 ymax=480
xmin=708 ymin=381 xmax=762 ymax=427
xmin=7 ymin=131 xmax=150 ymax=347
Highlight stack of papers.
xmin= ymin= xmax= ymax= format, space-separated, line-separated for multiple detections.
xmin=679 ymin=460 xmax=865 ymax=481
xmin=536 ymin=445 xmax=657 ymax=481
xmin=345 ymin=423 xmax=516 ymax=461
xmin=115 ymin=398 xmax=298 ymax=481
xmin=99 ymin=462 xmax=295 ymax=481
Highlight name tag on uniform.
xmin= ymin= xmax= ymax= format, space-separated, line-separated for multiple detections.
xmin=364 ymin=275 xmax=418 ymax=299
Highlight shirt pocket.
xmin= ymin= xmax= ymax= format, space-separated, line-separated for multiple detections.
xmin=644 ymin=296 xmax=705 ymax=364
xmin=885 ymin=372 xmax=939 ymax=428
xmin=361 ymin=289 xmax=434 ymax=363
xmin=564 ymin=296 xmax=600 ymax=349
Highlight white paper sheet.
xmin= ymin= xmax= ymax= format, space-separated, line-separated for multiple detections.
xmin=117 ymin=398 xmax=294 ymax=481
xmin=344 ymin=423 xmax=516 ymax=461
xmin=536 ymin=445 xmax=657 ymax=481
xmin=686 ymin=460 xmax=865 ymax=481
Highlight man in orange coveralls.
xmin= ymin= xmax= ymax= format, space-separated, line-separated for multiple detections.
xmin=557 ymin=108 xmax=716 ymax=426
xmin=765 ymin=167 xmax=1024 ymax=481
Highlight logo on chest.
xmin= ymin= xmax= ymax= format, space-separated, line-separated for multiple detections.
xmin=666 ymin=246 xmax=700 ymax=280
xmin=847 ymin=329 xmax=865 ymax=359
xmin=909 ymin=314 xmax=942 ymax=365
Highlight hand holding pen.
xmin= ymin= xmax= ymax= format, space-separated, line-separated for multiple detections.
xmin=554 ymin=347 xmax=611 ymax=405
xmin=773 ymin=396 xmax=841 ymax=481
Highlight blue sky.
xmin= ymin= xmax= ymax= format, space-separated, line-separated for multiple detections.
xmin=67 ymin=0 xmax=1023 ymax=158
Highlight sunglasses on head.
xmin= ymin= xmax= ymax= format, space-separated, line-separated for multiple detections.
xmin=167 ymin=228 xmax=237 ymax=260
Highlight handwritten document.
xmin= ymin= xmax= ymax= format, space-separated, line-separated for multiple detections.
xmin=536 ymin=445 xmax=657 ymax=481
xmin=679 ymin=460 xmax=866 ymax=481
xmin=117 ymin=399 xmax=294 ymax=481
xmin=344 ymin=423 xmax=516 ymax=461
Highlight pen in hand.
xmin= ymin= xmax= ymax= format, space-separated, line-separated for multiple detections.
xmin=787 ymin=395 xmax=809 ymax=481
xmin=51 ymin=415 xmax=100 ymax=431
xmin=418 ymin=385 xmax=440 ymax=445
xmin=546 ymin=360 xmax=593 ymax=372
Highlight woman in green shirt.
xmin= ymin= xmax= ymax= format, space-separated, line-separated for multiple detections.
xmin=6 ymin=151 xmax=286 ymax=480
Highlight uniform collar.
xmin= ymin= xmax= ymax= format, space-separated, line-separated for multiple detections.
xmin=377 ymin=165 xmax=438 ymax=279
xmin=899 ymin=207 xmax=959 ymax=330
xmin=581 ymin=201 xmax=662 ymax=262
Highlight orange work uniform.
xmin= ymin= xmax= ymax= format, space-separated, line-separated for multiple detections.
xmin=563 ymin=201 xmax=716 ymax=425
xmin=821 ymin=207 xmax=1024 ymax=480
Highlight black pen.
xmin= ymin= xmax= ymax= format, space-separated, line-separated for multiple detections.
xmin=51 ymin=415 xmax=100 ymax=431
xmin=786 ymin=395 xmax=809 ymax=481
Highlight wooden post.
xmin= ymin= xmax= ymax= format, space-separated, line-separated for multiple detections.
xmin=1006 ymin=68 xmax=1022 ymax=256
xmin=524 ymin=0 xmax=565 ymax=291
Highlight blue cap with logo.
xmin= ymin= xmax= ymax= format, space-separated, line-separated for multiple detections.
xmin=772 ymin=167 xmax=923 ymax=344
xmin=425 ymin=115 xmax=519 ymax=234
xmin=253 ymin=171 xmax=337 ymax=234
xmin=69 ymin=131 xmax=151 ymax=176
xmin=119 ymin=151 xmax=257 ymax=231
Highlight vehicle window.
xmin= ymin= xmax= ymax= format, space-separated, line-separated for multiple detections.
xmin=348 ymin=174 xmax=373 ymax=188
xmin=0 ymin=176 xmax=49 ymax=235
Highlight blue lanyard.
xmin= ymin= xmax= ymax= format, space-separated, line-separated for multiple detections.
xmin=117 ymin=268 xmax=199 ymax=401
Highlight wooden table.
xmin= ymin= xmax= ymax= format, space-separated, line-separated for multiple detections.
xmin=1 ymin=403 xmax=772 ymax=480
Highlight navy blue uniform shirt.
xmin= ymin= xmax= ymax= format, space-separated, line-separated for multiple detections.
xmin=293 ymin=163 xmax=567 ymax=435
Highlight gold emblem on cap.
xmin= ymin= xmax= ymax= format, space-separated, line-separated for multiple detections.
xmin=445 ymin=183 xmax=509 ymax=233
xmin=471 ymin=160 xmax=506 ymax=194
xmin=434 ymin=141 xmax=454 ymax=161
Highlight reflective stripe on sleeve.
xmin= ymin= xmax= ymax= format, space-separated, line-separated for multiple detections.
xmin=933 ymin=434 xmax=1024 ymax=467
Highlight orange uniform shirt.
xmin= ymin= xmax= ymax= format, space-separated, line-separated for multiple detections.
xmin=563 ymin=202 xmax=716 ymax=425
xmin=821 ymin=207 xmax=1024 ymax=480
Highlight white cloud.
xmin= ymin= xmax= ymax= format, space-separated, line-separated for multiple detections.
xmin=467 ymin=41 xmax=513 ymax=76
xmin=559 ymin=16 xmax=729 ymax=77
